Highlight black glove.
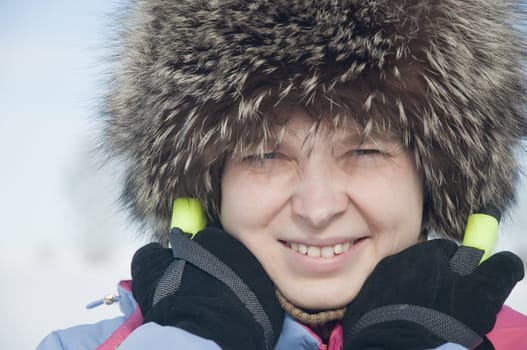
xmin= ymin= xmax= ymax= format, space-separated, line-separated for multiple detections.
xmin=131 ymin=227 xmax=284 ymax=350
xmin=342 ymin=239 xmax=524 ymax=350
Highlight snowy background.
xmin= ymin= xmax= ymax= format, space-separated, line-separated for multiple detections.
xmin=1 ymin=1 xmax=526 ymax=349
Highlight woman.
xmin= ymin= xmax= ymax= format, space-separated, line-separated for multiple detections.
xmin=38 ymin=0 xmax=527 ymax=349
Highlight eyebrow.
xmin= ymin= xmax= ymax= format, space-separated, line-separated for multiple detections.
xmin=269 ymin=121 xmax=401 ymax=155
xmin=273 ymin=126 xmax=365 ymax=157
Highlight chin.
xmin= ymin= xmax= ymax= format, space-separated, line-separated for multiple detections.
xmin=283 ymin=286 xmax=357 ymax=311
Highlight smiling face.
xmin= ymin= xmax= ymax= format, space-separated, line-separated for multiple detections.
xmin=220 ymin=109 xmax=424 ymax=310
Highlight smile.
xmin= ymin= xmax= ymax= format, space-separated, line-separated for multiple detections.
xmin=287 ymin=240 xmax=355 ymax=259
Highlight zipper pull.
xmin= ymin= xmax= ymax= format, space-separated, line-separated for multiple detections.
xmin=86 ymin=293 xmax=120 ymax=309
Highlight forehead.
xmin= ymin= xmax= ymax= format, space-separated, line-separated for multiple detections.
xmin=276 ymin=110 xmax=360 ymax=146
xmin=286 ymin=111 xmax=404 ymax=154
xmin=230 ymin=106 xmax=401 ymax=157
xmin=279 ymin=105 xmax=401 ymax=143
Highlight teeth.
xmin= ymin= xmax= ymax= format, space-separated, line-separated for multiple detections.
xmin=288 ymin=240 xmax=354 ymax=259
xmin=307 ymin=246 xmax=320 ymax=257
xmin=321 ymin=246 xmax=334 ymax=258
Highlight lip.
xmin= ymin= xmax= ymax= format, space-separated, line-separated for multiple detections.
xmin=280 ymin=236 xmax=368 ymax=275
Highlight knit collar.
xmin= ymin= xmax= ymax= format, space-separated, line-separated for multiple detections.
xmin=275 ymin=289 xmax=346 ymax=326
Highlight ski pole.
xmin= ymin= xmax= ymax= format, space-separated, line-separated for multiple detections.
xmin=462 ymin=206 xmax=501 ymax=263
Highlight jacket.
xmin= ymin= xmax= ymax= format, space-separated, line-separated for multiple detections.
xmin=37 ymin=280 xmax=527 ymax=350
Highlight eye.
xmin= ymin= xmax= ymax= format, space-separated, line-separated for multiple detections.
xmin=262 ymin=152 xmax=279 ymax=160
xmin=341 ymin=147 xmax=391 ymax=169
xmin=241 ymin=152 xmax=279 ymax=162
xmin=238 ymin=152 xmax=291 ymax=170
xmin=346 ymin=148 xmax=385 ymax=157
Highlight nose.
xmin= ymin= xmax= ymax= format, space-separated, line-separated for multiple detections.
xmin=291 ymin=165 xmax=348 ymax=229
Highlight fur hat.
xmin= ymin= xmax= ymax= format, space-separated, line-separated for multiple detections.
xmin=102 ymin=0 xmax=527 ymax=243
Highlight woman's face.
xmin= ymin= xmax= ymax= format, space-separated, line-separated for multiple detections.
xmin=221 ymin=110 xmax=423 ymax=310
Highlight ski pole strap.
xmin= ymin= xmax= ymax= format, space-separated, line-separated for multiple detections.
xmin=350 ymin=304 xmax=483 ymax=349
xmin=153 ymin=259 xmax=186 ymax=306
xmin=153 ymin=229 xmax=275 ymax=350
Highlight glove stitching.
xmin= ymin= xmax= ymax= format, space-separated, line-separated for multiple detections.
xmin=153 ymin=259 xmax=186 ymax=306
xmin=169 ymin=229 xmax=275 ymax=350
xmin=350 ymin=304 xmax=483 ymax=349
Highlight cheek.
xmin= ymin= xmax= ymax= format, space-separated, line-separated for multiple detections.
xmin=220 ymin=169 xmax=252 ymax=233
xmin=351 ymin=165 xmax=423 ymax=249
xmin=381 ymin=177 xmax=423 ymax=236
xmin=391 ymin=181 xmax=423 ymax=248
xmin=220 ymin=164 xmax=290 ymax=234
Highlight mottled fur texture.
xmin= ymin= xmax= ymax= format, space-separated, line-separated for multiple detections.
xmin=102 ymin=0 xmax=527 ymax=243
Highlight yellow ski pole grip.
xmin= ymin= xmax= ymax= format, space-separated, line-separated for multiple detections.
xmin=462 ymin=207 xmax=500 ymax=263
xmin=170 ymin=198 xmax=207 ymax=238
